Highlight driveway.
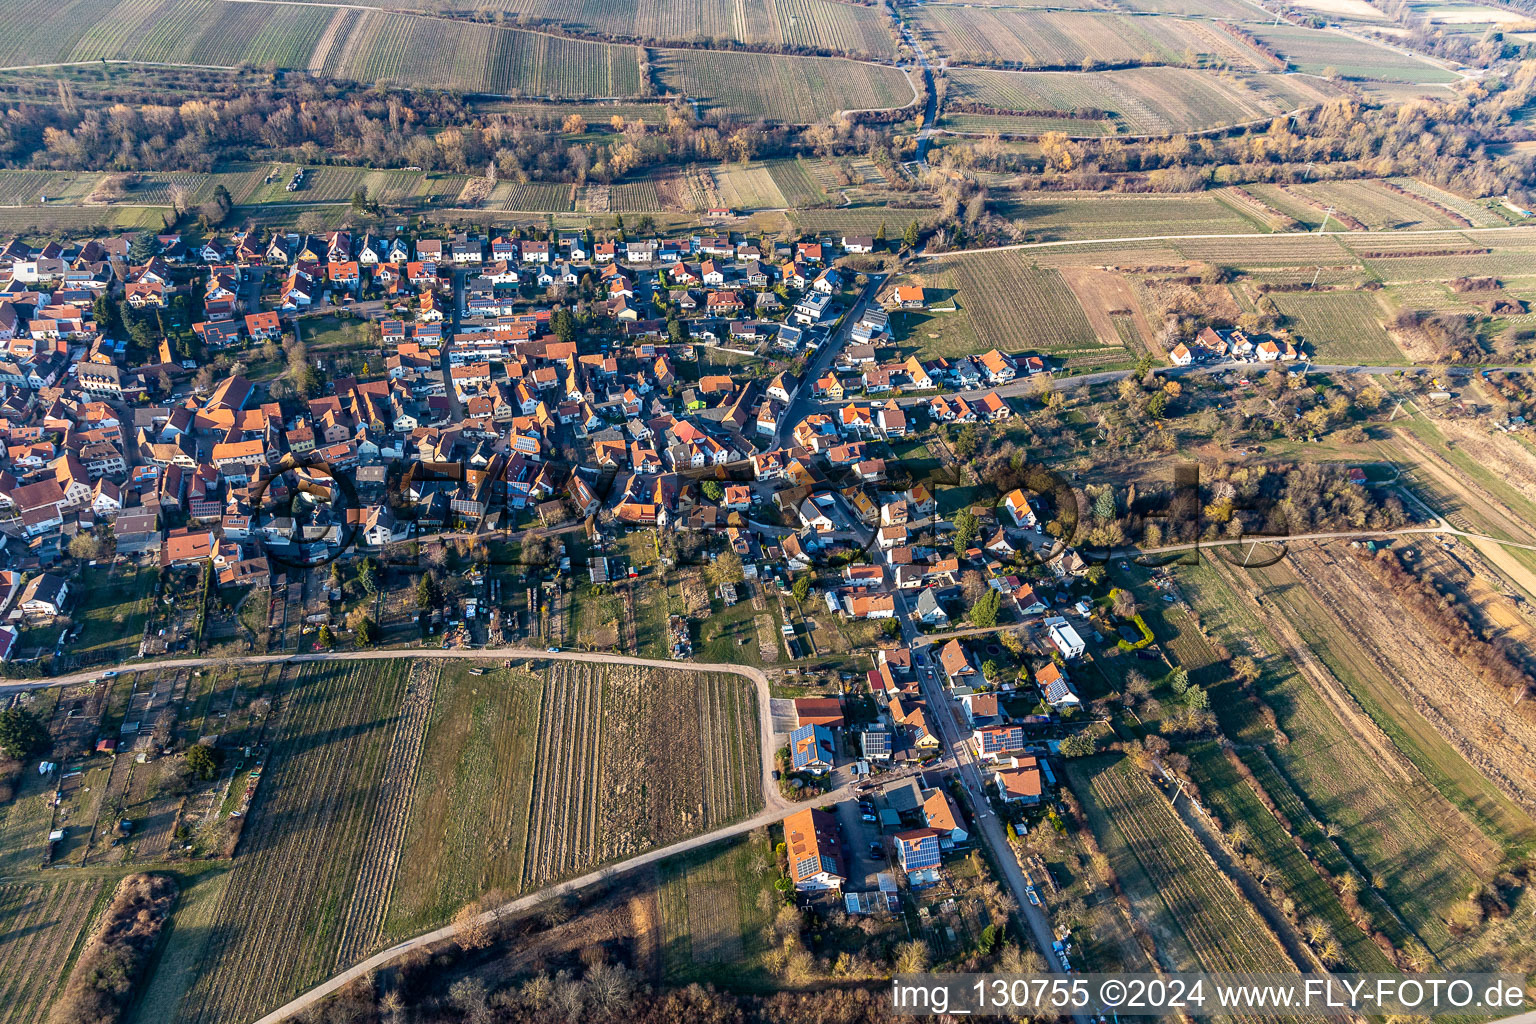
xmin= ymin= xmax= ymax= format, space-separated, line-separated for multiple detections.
xmin=831 ymin=795 xmax=882 ymax=892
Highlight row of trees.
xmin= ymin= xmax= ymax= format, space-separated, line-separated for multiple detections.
xmin=5 ymin=71 xmax=913 ymax=188
xmin=938 ymin=62 xmax=1536 ymax=200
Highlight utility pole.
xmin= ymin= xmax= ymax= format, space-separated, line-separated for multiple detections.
xmin=1316 ymin=205 xmax=1334 ymax=233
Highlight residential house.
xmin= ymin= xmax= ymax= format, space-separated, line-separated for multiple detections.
xmin=1045 ymin=616 xmax=1086 ymax=659
xmin=893 ymin=828 xmax=942 ymax=886
xmin=922 ymin=788 xmax=969 ymax=848
xmin=914 ymin=588 xmax=948 ymax=626
xmin=938 ymin=637 xmax=980 ymax=687
xmin=17 ymin=573 xmax=69 ymax=617
xmin=784 ymin=808 xmax=845 ymax=893
xmin=1037 ymin=662 xmax=1080 ymax=708
xmin=973 ymin=723 xmax=1027 ymax=761
xmin=794 ymin=697 xmax=845 ymax=729
xmin=789 ymin=723 xmax=836 ymax=774
xmin=993 ymin=756 xmax=1043 ymax=804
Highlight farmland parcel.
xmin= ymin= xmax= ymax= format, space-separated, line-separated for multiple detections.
xmin=137 ymin=657 xmax=760 ymax=1024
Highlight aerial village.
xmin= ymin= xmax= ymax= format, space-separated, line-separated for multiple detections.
xmin=0 ymin=221 xmax=1166 ymax=924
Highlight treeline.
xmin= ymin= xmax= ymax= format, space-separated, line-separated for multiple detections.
xmin=453 ymin=10 xmax=895 ymax=61
xmin=1389 ymin=309 xmax=1483 ymax=361
xmin=2 ymin=75 xmax=902 ymax=183
xmin=938 ymin=61 xmax=1536 ymax=200
xmin=1365 ymin=0 xmax=1535 ymax=66
xmin=945 ymin=99 xmax=1112 ymax=121
xmin=49 ymin=873 xmax=178 ymax=1024
xmin=320 ymin=970 xmax=914 ymax=1024
xmin=1356 ymin=548 xmax=1536 ymax=706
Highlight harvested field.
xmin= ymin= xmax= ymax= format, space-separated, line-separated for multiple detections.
xmin=911 ymin=8 xmax=1260 ymax=69
xmin=1059 ymin=266 xmax=1156 ymax=352
xmin=173 ymin=661 xmax=410 ymax=1024
xmin=941 ymin=251 xmax=1100 ymax=353
xmin=944 ymin=67 xmax=1339 ymax=136
xmin=1068 ymin=757 xmax=1300 ymax=976
xmin=0 ymin=877 xmax=106 ymax=1024
xmin=1268 ymin=290 xmax=1403 ymax=363
xmin=655 ymin=50 xmax=915 ymax=122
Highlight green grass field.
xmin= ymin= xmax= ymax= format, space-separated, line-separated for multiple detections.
xmin=656 ymin=830 xmax=779 ymax=985
xmin=58 ymin=566 xmax=156 ymax=661
xmin=384 ymin=662 xmax=541 ymax=938
xmin=1130 ymin=592 xmax=1397 ymax=972
xmin=1283 ymin=179 xmax=1467 ymax=231
xmin=1067 ymin=755 xmax=1298 ymax=973
xmin=1178 ymin=559 xmax=1536 ymax=967
xmin=1247 ymin=24 xmax=1459 ymax=82
xmin=0 ymin=876 xmax=110 ymax=1024
xmin=763 ymin=158 xmax=829 ymax=208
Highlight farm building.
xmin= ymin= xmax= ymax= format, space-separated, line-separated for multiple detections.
xmin=795 ymin=697 xmax=845 ymax=729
